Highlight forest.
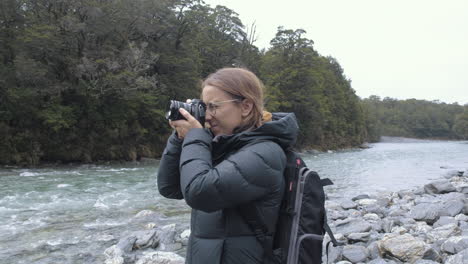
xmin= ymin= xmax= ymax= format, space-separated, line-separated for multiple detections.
xmin=1 ymin=0 xmax=467 ymax=165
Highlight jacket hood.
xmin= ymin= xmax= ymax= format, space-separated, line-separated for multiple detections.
xmin=212 ymin=112 xmax=299 ymax=157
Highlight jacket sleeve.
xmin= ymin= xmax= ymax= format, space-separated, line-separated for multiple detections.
xmin=179 ymin=128 xmax=286 ymax=212
xmin=157 ymin=131 xmax=184 ymax=199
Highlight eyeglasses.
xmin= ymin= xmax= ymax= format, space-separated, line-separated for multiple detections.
xmin=205 ymin=99 xmax=241 ymax=116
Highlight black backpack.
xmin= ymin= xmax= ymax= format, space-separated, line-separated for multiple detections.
xmin=239 ymin=149 xmax=343 ymax=264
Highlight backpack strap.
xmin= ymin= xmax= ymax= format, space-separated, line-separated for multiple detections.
xmin=237 ymin=205 xmax=273 ymax=257
xmin=324 ymin=213 xmax=344 ymax=264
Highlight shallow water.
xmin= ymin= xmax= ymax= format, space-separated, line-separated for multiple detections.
xmin=0 ymin=138 xmax=467 ymax=263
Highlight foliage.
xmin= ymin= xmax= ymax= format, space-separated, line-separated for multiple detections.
xmin=361 ymin=96 xmax=465 ymax=140
xmin=2 ymin=0 xmax=461 ymax=166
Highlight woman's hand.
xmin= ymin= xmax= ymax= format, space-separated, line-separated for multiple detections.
xmin=169 ymin=108 xmax=203 ymax=139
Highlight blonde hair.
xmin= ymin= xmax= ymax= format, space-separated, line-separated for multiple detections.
xmin=202 ymin=68 xmax=264 ymax=132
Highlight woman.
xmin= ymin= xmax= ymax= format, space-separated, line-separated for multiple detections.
xmin=157 ymin=68 xmax=298 ymax=264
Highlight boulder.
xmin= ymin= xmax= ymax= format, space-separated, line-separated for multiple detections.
xmin=364 ymin=213 xmax=381 ymax=221
xmin=103 ymin=245 xmax=125 ymax=264
xmin=342 ymin=245 xmax=368 ymax=263
xmin=445 ymin=248 xmax=468 ymax=264
xmin=367 ymin=258 xmax=388 ymax=264
xmin=135 ymin=251 xmax=185 ymax=264
xmin=357 ymin=198 xmax=378 ymax=206
xmin=391 ymin=226 xmax=407 ymax=235
xmin=324 ymin=244 xmax=343 ymax=263
xmin=347 ymin=232 xmax=370 ymax=243
xmin=334 ymin=219 xmax=373 ymax=236
xmin=421 ymin=246 xmax=441 ymax=262
xmin=117 ymin=236 xmax=137 ymax=253
xmin=157 ymin=224 xmax=176 ymax=245
xmin=378 ymin=233 xmax=426 ymax=263
xmin=457 ymin=184 xmax=468 ymax=194
xmin=133 ymin=229 xmax=159 ymax=249
xmin=433 ymin=216 xmax=458 ymax=228
xmin=367 ymin=241 xmax=381 ymax=259
xmin=440 ymin=236 xmax=468 ymax=254
xmin=413 ymin=260 xmax=440 ymax=264
xmin=340 ymin=200 xmax=358 ymax=210
xmin=412 ymin=221 xmax=432 ymax=234
xmin=443 ymin=170 xmax=463 ymax=179
xmin=408 ymin=203 xmax=441 ymax=224
xmin=439 ymin=200 xmax=464 ymax=217
xmin=382 ymin=219 xmax=394 ymax=233
xmin=179 ymin=229 xmax=190 ymax=246
xmin=426 ymin=223 xmax=460 ymax=242
xmin=424 ymin=180 xmax=456 ymax=194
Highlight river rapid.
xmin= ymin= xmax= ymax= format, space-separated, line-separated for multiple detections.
xmin=0 ymin=138 xmax=467 ymax=263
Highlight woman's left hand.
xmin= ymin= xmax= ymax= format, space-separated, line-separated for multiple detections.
xmin=170 ymin=108 xmax=203 ymax=139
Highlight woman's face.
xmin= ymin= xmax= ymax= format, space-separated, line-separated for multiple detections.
xmin=202 ymin=85 xmax=243 ymax=136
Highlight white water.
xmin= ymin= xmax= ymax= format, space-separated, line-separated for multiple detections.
xmin=0 ymin=138 xmax=467 ymax=263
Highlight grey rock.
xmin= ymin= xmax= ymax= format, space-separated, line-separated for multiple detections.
xmin=135 ymin=251 xmax=185 ymax=264
xmin=439 ymin=192 xmax=465 ymax=202
xmin=422 ymin=245 xmax=441 ymax=262
xmin=364 ymin=213 xmax=380 ymax=221
xmin=347 ymin=232 xmax=370 ymax=243
xmin=378 ymin=233 xmax=426 ymax=262
xmin=455 ymin=213 xmax=468 ymax=222
xmin=335 ymin=261 xmax=352 ymax=264
xmin=445 ymin=248 xmax=468 ymax=264
xmin=328 ymin=209 xmax=349 ymax=220
xmin=382 ymin=219 xmax=394 ymax=233
xmin=334 ymin=219 xmax=373 ymax=236
xmin=457 ymin=184 xmax=468 ymax=194
xmin=367 ymin=241 xmax=381 ymax=259
xmin=439 ymin=200 xmax=464 ymax=217
xmin=103 ymin=245 xmax=124 ymax=264
xmin=414 ymin=187 xmax=426 ymax=195
xmin=117 ymin=236 xmax=137 ymax=253
xmin=352 ymin=194 xmax=370 ymax=201
xmin=357 ymin=198 xmax=378 ymax=206
xmin=424 ymin=179 xmax=456 ymax=194
xmin=408 ymin=203 xmax=441 ymax=224
xmin=440 ymin=236 xmax=468 ymax=254
xmin=376 ymin=197 xmax=391 ymax=207
xmin=362 ymin=204 xmax=388 ymax=217
xmin=398 ymin=190 xmax=415 ymax=199
xmin=326 ymin=200 xmax=343 ymax=210
xmin=370 ymin=221 xmax=384 ymax=233
xmin=414 ymin=260 xmax=440 ymax=264
xmin=391 ymin=226 xmax=408 ymax=235
xmin=179 ymin=229 xmax=190 ymax=246
xmin=342 ymin=245 xmax=368 ymax=263
xmin=427 ymin=224 xmax=460 ymax=242
xmin=433 ymin=216 xmax=458 ymax=228
xmin=341 ymin=200 xmax=358 ymax=210
xmin=443 ymin=170 xmax=463 ymax=179
xmin=157 ymin=224 xmax=176 ymax=245
xmin=398 ymin=217 xmax=417 ymax=226
xmin=367 ymin=258 xmax=388 ymax=264
xmin=133 ymin=229 xmax=159 ymax=250
xmin=324 ymin=244 xmax=343 ymax=263
xmin=414 ymin=195 xmax=439 ymax=205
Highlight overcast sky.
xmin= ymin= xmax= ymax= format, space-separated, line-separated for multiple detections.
xmin=203 ymin=0 xmax=468 ymax=105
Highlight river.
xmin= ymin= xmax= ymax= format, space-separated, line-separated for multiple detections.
xmin=0 ymin=138 xmax=467 ymax=263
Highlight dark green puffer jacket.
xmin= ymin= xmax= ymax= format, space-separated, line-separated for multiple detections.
xmin=157 ymin=113 xmax=298 ymax=264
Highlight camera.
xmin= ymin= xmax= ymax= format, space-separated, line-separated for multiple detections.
xmin=165 ymin=99 xmax=206 ymax=126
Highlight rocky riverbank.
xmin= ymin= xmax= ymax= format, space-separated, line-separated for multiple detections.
xmin=103 ymin=168 xmax=468 ymax=264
